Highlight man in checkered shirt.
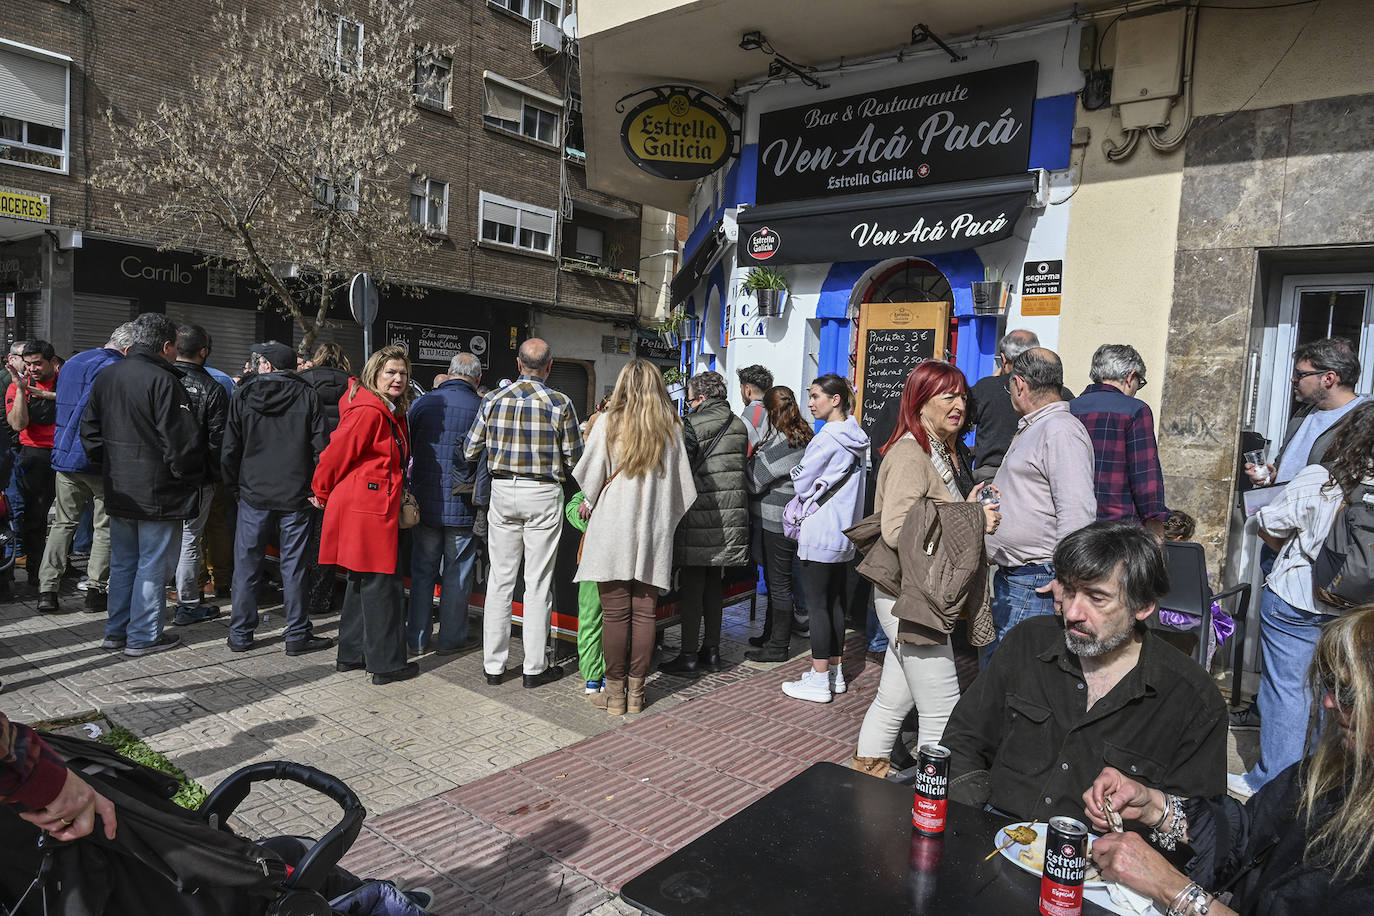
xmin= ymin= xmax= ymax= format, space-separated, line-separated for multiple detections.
xmin=464 ymin=338 xmax=584 ymax=688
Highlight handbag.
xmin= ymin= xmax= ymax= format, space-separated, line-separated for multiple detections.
xmin=782 ymin=457 xmax=861 ymax=541
xmin=399 ymin=489 xmax=420 ymax=529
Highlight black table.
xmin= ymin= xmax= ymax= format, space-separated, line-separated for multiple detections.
xmin=621 ymin=762 xmax=1111 ymax=915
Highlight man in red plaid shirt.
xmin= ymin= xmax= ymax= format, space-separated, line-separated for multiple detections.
xmin=1069 ymin=344 xmax=1169 ymax=538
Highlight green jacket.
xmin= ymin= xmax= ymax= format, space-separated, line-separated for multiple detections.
xmin=675 ymin=396 xmax=750 ymax=567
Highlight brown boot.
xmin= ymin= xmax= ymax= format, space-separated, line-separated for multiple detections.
xmin=627 ymin=676 xmax=646 ymax=713
xmin=850 ymin=754 xmax=891 ymax=779
xmin=606 ymin=678 xmax=627 ymax=715
xmin=587 ymin=682 xmax=608 ymax=709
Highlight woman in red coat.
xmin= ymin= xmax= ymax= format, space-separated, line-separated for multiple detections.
xmin=311 ymin=344 xmax=417 ymax=685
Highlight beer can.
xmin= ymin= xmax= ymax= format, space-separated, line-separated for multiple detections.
xmin=1039 ymin=816 xmax=1087 ymax=916
xmin=911 ymin=743 xmax=950 ymax=836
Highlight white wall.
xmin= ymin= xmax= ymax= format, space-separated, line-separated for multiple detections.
xmin=529 ymin=313 xmax=635 ymax=403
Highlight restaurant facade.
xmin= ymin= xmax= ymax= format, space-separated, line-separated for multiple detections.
xmin=580 ymin=0 xmax=1374 ymax=612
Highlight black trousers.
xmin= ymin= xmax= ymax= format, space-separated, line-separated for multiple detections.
xmin=677 ymin=565 xmax=723 ymax=656
xmin=337 ymin=568 xmax=406 ymax=674
xmin=800 ymin=559 xmax=849 ymax=660
xmin=761 ymin=529 xmax=800 ymax=651
xmin=17 ymin=446 xmax=55 ymax=578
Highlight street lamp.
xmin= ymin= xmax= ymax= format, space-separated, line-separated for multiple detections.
xmin=640 ymin=249 xmax=679 ymax=261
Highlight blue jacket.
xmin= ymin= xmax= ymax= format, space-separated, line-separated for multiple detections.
xmin=407 ymin=378 xmax=489 ymax=528
xmin=52 ymin=346 xmax=123 ymax=474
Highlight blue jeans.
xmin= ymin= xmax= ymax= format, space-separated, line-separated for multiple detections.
xmin=982 ymin=563 xmax=1056 ymax=668
xmin=1244 ymin=587 xmax=1330 ymax=792
xmin=405 ymin=523 xmax=477 ymax=651
xmin=74 ymin=502 xmax=94 ymax=554
xmin=866 ymin=590 xmax=889 ymax=653
xmin=106 ymin=517 xmax=179 ymax=647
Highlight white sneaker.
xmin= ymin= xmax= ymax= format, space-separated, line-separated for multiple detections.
xmin=830 ymin=665 xmax=847 ymax=694
xmin=1226 ymin=773 xmax=1255 ymax=800
xmin=782 ymin=668 xmax=832 ymax=703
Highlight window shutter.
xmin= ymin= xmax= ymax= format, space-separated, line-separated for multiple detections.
xmin=0 ymin=49 xmax=66 ymax=128
xmin=482 ymin=80 xmax=523 ymax=123
xmin=483 ymin=200 xmax=518 ymax=229
xmin=523 ymin=210 xmax=554 ymax=238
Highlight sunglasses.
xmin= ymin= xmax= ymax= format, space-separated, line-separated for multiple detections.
xmin=1292 ymin=369 xmax=1327 ymax=382
xmin=1322 ymin=674 xmax=1356 ymax=710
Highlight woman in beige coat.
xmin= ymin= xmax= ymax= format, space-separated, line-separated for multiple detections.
xmin=852 ymin=361 xmax=999 ymax=776
xmin=574 ymin=360 xmax=696 ymax=714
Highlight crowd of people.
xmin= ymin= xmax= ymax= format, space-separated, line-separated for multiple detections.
xmin=2 ymin=314 xmax=1371 ymax=910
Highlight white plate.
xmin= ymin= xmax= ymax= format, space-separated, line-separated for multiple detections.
xmin=996 ymin=821 xmax=1108 ymax=888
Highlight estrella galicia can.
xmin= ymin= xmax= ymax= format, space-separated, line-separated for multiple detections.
xmin=911 ymin=744 xmax=950 ymax=836
xmin=1039 ymin=816 xmax=1087 ymax=916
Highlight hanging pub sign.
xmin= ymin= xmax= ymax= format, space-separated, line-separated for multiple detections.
xmin=618 ymin=85 xmax=736 ymax=180
xmin=755 ymin=60 xmax=1037 ymax=205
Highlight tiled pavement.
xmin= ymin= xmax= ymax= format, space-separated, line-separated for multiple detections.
xmin=2 ymin=573 xmax=1258 ymax=915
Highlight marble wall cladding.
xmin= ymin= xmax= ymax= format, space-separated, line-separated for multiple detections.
xmin=1280 ymin=93 xmax=1374 ymax=246
xmin=1161 ymin=474 xmax=1234 ymax=557
xmin=1176 ymin=107 xmax=1290 ymax=252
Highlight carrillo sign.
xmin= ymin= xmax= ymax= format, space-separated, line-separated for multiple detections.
xmin=755 ymin=61 xmax=1037 ymax=204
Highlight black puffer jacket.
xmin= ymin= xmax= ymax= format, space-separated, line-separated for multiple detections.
xmin=675 ymin=396 xmax=750 ymax=567
xmin=299 ymin=365 xmax=350 ymax=434
xmin=80 ymin=346 xmax=203 ymax=520
xmin=222 ymin=372 xmax=328 ymax=511
xmin=174 ymin=360 xmax=229 ymax=482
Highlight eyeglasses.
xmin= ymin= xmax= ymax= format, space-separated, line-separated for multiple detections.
xmin=1292 ymin=369 xmax=1327 ymax=382
xmin=1322 ymin=674 xmax=1356 ymax=709
xmin=1132 ymin=372 xmax=1147 ymax=391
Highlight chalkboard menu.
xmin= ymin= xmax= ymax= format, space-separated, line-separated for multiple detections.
xmin=854 ymin=301 xmax=949 ymax=431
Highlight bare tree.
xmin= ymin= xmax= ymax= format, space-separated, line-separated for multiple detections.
xmin=99 ymin=0 xmax=451 ymax=351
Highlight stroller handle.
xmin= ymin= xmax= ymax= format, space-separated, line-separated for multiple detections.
xmin=199 ymin=761 xmax=365 ymax=893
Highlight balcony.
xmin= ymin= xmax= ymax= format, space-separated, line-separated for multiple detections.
xmin=560 ymin=256 xmax=638 ymax=285
xmin=558 ymin=259 xmax=639 ymax=318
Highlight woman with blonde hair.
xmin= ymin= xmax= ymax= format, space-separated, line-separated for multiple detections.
xmin=1084 ymin=604 xmax=1374 ymax=915
xmin=574 ymin=360 xmax=696 ymax=714
xmin=312 ymin=344 xmax=418 ymax=685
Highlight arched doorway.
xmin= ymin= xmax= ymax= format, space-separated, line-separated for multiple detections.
xmin=848 ymin=258 xmax=957 ymax=377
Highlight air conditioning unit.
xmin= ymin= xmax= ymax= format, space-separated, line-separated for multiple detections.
xmin=531 ymin=18 xmax=563 ymax=53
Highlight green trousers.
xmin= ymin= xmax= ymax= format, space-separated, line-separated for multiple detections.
xmin=577 ymin=580 xmax=605 ymax=684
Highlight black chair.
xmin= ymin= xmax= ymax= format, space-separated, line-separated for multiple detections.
xmin=1154 ymin=542 xmax=1252 ymax=704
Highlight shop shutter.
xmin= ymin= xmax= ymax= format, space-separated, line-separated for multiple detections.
xmin=71 ymin=295 xmax=136 ymax=353
xmin=0 ymin=49 xmax=67 ymax=128
xmin=305 ymin=319 xmax=366 ymax=376
xmin=20 ymin=292 xmax=47 ymax=345
xmin=545 ymin=359 xmax=590 ymax=419
xmin=164 ymin=302 xmax=260 ymax=378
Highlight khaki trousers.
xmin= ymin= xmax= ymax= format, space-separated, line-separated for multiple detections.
xmin=38 ymin=471 xmax=110 ymax=593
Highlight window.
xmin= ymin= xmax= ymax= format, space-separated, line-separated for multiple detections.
xmin=313 ymin=172 xmax=359 ymax=213
xmin=491 ymin=0 xmax=562 ymax=23
xmin=482 ymin=75 xmax=560 ymax=146
xmin=206 ymin=265 xmax=237 ymax=298
xmin=410 ymin=176 xmax=448 ymax=233
xmin=574 ymin=226 xmax=604 ymax=263
xmin=413 ymin=51 xmax=451 ymax=109
xmin=479 ymin=192 xmax=554 ymax=256
xmin=0 ymin=44 xmax=70 ymax=173
xmin=336 ymin=17 xmax=363 ymax=73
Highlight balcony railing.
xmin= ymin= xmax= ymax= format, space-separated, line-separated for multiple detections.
xmin=559 ymin=256 xmax=638 ymax=284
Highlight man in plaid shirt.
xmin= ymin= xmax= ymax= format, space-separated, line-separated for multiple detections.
xmin=465 ymin=338 xmax=583 ymax=688
xmin=1069 ymin=344 xmax=1169 ymax=537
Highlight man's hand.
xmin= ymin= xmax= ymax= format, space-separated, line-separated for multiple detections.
xmin=20 ymin=769 xmax=118 ymax=841
xmin=12 ymin=369 xmax=28 ymax=392
xmin=981 ymin=505 xmax=1000 ymax=535
xmin=1034 ymin=578 xmax=1065 ymax=615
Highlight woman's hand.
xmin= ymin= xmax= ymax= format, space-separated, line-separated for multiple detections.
xmin=981 ymin=505 xmax=1000 ymax=535
xmin=1082 ymin=766 xmax=1160 ymax=832
xmin=308 ymin=495 xmax=325 ymax=510
xmin=20 ymin=770 xmax=118 ymax=841
xmin=577 ymin=501 xmax=592 ymax=521
xmin=1091 ymin=832 xmax=1189 ymax=907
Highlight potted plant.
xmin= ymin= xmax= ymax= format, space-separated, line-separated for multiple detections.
xmin=742 ymin=266 xmax=788 ymax=317
xmin=971 ymin=266 xmax=1009 ymax=316
xmin=662 ymin=367 xmax=687 ymax=400
xmin=658 ymin=308 xmax=689 ymax=347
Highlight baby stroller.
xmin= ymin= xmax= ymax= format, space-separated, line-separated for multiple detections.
xmin=1 ymin=734 xmax=427 ymax=916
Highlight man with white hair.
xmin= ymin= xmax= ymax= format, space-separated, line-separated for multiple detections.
xmin=406 ymin=352 xmax=488 ymax=656
xmin=1069 ymin=343 xmax=1168 ymax=537
xmin=970 ymin=329 xmax=1045 ymax=483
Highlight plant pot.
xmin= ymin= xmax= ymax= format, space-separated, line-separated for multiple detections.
xmin=660 ymin=329 xmax=681 ymax=348
xmin=971 ymin=281 xmax=1009 ymax=316
xmin=665 ymin=382 xmax=686 ymax=400
xmin=756 ymin=288 xmax=785 ymax=317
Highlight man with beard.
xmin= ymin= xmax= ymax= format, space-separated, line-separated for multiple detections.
xmin=940 ymin=521 xmax=1226 ymax=821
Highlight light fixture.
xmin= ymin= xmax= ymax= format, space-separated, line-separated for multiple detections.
xmin=910 ymin=23 xmax=966 ymax=63
xmin=639 ymin=249 xmax=679 ymax=261
xmin=738 ymin=30 xmax=828 ymax=90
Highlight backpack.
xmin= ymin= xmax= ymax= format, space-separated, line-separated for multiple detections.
xmin=1313 ymin=482 xmax=1374 ymax=609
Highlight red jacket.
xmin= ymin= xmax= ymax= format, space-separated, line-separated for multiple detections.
xmin=312 ymin=381 xmax=409 ymax=574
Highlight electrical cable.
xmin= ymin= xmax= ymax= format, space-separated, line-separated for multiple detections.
xmin=1195 ymin=1 xmax=1317 ymax=9
xmin=1146 ymin=3 xmax=1199 ymax=151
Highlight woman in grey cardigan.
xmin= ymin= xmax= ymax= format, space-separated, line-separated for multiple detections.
xmin=744 ymin=387 xmax=813 ymax=662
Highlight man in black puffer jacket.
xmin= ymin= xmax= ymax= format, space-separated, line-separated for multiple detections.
xmin=221 ymin=342 xmax=330 ymax=656
xmin=660 ymin=370 xmax=750 ymax=676
xmin=297 ymin=342 xmax=353 ymax=613
xmin=80 ymin=312 xmax=203 ymax=657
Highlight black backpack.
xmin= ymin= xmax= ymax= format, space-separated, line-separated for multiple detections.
xmin=1314 ymin=482 xmax=1374 ymax=609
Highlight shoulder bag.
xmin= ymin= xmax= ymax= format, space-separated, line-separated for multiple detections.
xmin=782 ymin=457 xmax=862 ymax=541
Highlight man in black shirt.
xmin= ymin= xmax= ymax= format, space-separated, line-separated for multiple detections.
xmin=969 ymin=329 xmax=1074 ymax=482
xmin=941 ymin=521 xmax=1226 ymax=821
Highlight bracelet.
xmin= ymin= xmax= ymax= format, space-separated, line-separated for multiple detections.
xmin=1149 ymin=793 xmax=1187 ymax=851
xmin=1146 ymin=791 xmax=1170 ymax=829
xmin=1165 ymin=882 xmax=1214 ymax=916
xmin=1166 ymin=882 xmax=1197 ymax=916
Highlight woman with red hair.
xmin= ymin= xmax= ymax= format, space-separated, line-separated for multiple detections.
xmin=851 ymin=360 xmax=1000 ymax=777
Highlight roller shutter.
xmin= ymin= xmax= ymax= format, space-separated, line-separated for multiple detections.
xmin=302 ymin=319 xmax=365 ymax=376
xmin=71 ymin=295 xmax=136 ymax=353
xmin=164 ymin=302 xmax=260 ymax=378
xmin=545 ymin=359 xmax=590 ymax=419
